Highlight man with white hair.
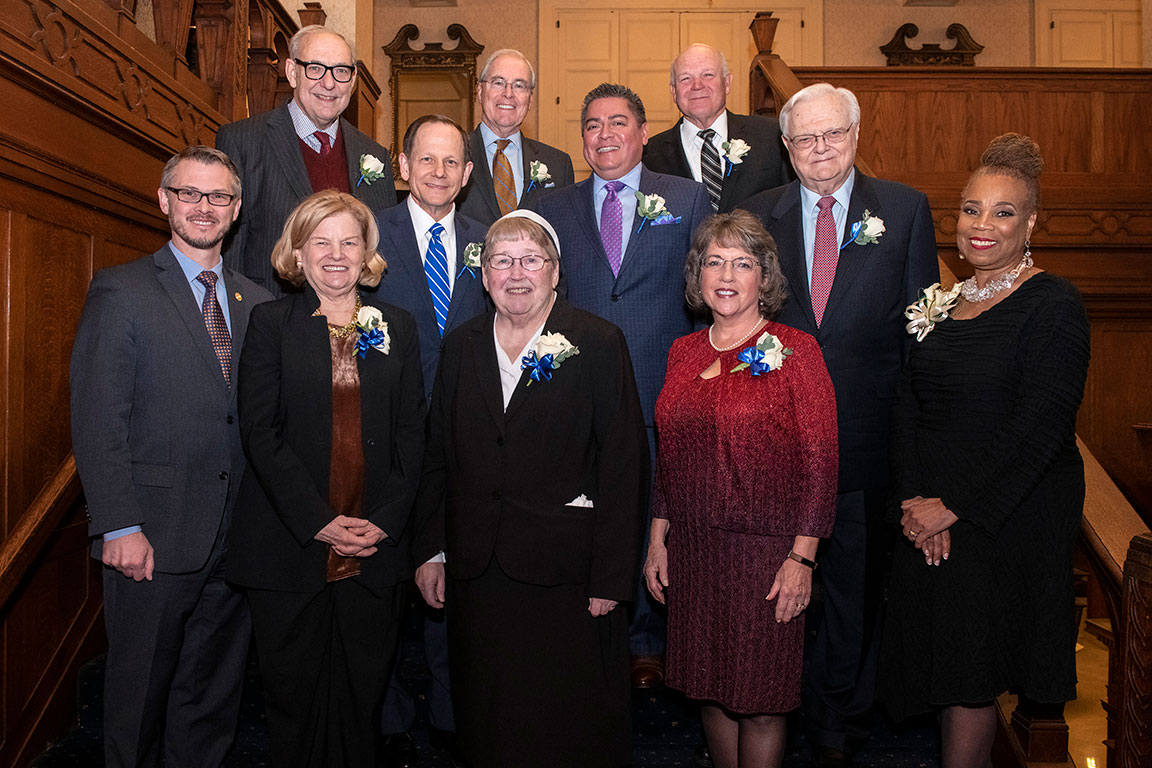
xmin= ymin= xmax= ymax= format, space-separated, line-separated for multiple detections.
xmin=643 ymin=43 xmax=791 ymax=213
xmin=456 ymin=49 xmax=575 ymax=225
xmin=217 ymin=25 xmax=397 ymax=295
xmin=743 ymin=83 xmax=938 ymax=768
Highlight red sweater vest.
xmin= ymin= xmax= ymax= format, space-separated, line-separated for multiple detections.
xmin=299 ymin=133 xmax=351 ymax=194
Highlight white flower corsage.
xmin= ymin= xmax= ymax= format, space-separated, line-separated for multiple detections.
xmin=635 ymin=192 xmax=679 ymax=233
xmin=522 ymin=332 xmax=580 ymax=385
xmin=458 ymin=242 xmax=483 ymax=279
xmin=721 ymin=138 xmax=751 ymax=176
xmin=526 ymin=160 xmax=552 ymax=193
xmin=731 ymin=331 xmax=792 ymax=376
xmin=357 ymin=154 xmax=387 ymax=187
xmin=842 ymin=209 xmax=885 ymax=249
xmin=354 ymin=305 xmax=390 ymax=357
xmin=904 ymin=282 xmax=961 ymax=341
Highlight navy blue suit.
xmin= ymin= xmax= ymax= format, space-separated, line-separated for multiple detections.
xmin=538 ymin=164 xmax=710 ymax=657
xmin=742 ymin=172 xmax=939 ymax=753
xmin=371 ymin=202 xmax=489 ymax=736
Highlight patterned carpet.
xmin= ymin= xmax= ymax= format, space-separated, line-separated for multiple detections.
xmin=32 ymin=593 xmax=941 ymax=767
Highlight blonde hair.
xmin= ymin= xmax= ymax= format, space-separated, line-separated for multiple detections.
xmin=271 ymin=190 xmax=385 ymax=288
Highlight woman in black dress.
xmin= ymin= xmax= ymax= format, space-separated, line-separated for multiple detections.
xmin=880 ymin=134 xmax=1090 ymax=768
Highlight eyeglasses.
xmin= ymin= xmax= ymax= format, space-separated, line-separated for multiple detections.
xmin=165 ymin=187 xmax=236 ymax=206
xmin=293 ymin=59 xmax=356 ymax=83
xmin=486 ymin=255 xmax=552 ymax=271
xmin=482 ymin=77 xmax=532 ymax=94
xmin=702 ymin=256 xmax=759 ymax=273
xmin=786 ymin=125 xmax=854 ymax=150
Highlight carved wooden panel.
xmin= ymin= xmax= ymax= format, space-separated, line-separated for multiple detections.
xmin=1118 ymin=534 xmax=1152 ymax=768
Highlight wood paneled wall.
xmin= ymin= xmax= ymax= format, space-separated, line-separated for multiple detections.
xmin=0 ymin=0 xmax=239 ymax=762
xmin=794 ymin=67 xmax=1152 ymax=522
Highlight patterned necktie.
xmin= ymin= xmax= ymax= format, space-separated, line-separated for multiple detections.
xmin=601 ymin=180 xmax=625 ymax=277
xmin=493 ymin=139 xmax=516 ymax=216
xmin=424 ymin=222 xmax=451 ymax=336
xmin=810 ymin=196 xmax=838 ymax=327
xmin=314 ymin=131 xmax=331 ymax=156
xmin=196 ymin=271 xmax=232 ymax=385
xmin=698 ymin=128 xmax=723 ymax=212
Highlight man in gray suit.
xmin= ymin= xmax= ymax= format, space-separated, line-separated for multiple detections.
xmin=455 ymin=49 xmax=575 ymax=225
xmin=70 ymin=146 xmax=272 ymax=767
xmin=643 ymin=43 xmax=791 ymax=213
xmin=217 ymin=25 xmax=397 ymax=295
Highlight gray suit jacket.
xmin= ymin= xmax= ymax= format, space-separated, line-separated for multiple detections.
xmin=216 ymin=104 xmax=397 ymax=295
xmin=455 ymin=127 xmax=575 ymax=226
xmin=70 ymin=245 xmax=273 ymax=573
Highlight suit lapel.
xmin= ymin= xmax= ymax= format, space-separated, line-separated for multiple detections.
xmin=771 ymin=184 xmax=818 ymax=333
xmin=719 ymin=111 xmax=745 ymax=210
xmin=470 ymin=320 xmax=506 ymax=431
xmin=446 ymin=215 xmax=483 ymax=330
xmin=504 ymin=297 xmax=570 ymax=422
xmin=468 ymin=129 xmax=502 ymax=222
xmin=384 ymin=205 xmax=439 ymax=324
xmin=618 ymin=167 xmax=660 ymax=284
xmin=664 ymin=118 xmax=694 ymax=179
xmin=266 ymin=106 xmax=313 ymax=201
xmin=342 ymin=119 xmax=368 ymax=202
xmin=519 ymin=138 xmax=544 ymax=209
xmin=822 ymin=171 xmax=876 ymax=328
xmin=222 ymin=268 xmax=254 ymax=376
xmin=573 ymin=178 xmax=614 ymax=275
xmin=154 ymin=246 xmax=230 ymax=392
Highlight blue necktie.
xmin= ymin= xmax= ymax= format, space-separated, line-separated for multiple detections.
xmin=425 ymin=222 xmax=451 ymax=336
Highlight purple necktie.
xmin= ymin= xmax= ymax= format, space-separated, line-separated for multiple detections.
xmin=601 ymin=180 xmax=625 ymax=276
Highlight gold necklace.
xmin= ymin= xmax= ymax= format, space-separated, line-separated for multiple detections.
xmin=708 ymin=315 xmax=766 ymax=352
xmin=313 ymin=294 xmax=362 ymax=338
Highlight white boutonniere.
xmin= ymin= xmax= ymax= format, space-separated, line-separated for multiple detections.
xmin=904 ymin=282 xmax=961 ymax=341
xmin=354 ymin=305 xmax=390 ymax=357
xmin=521 ymin=332 xmax=580 ymax=385
xmin=731 ymin=331 xmax=793 ymax=376
xmin=635 ymin=192 xmax=680 ymax=233
xmin=526 ymin=160 xmax=552 ymax=193
xmin=458 ymin=242 xmax=483 ymax=279
xmin=357 ymin=154 xmax=387 ymax=187
xmin=721 ymin=138 xmax=751 ymax=176
xmin=843 ymin=209 xmax=885 ymax=248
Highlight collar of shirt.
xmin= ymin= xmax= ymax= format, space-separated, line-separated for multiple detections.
xmin=679 ymin=111 xmax=729 ymax=181
xmin=493 ymin=298 xmax=552 ymax=410
xmin=168 ymin=242 xmax=233 ymax=333
xmin=799 ymin=169 xmax=856 ymax=286
xmin=408 ymin=196 xmax=458 ymax=293
xmin=288 ymin=98 xmax=340 ymax=154
xmin=480 ymin=122 xmax=524 ymax=200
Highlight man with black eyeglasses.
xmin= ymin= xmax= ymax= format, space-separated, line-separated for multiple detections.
xmin=455 ymin=49 xmax=574 ymax=226
xmin=217 ymin=25 xmax=397 ymax=295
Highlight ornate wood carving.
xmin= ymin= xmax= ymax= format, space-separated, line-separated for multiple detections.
xmin=151 ymin=0 xmax=195 ymax=63
xmin=245 ymin=0 xmax=298 ymax=118
xmin=297 ymin=0 xmax=325 ymax=28
xmin=1118 ymin=534 xmax=1152 ymax=768
xmin=194 ymin=0 xmax=247 ymax=121
xmin=879 ymin=23 xmax=984 ymax=66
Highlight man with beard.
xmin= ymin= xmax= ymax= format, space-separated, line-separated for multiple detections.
xmin=70 ymin=146 xmax=272 ymax=768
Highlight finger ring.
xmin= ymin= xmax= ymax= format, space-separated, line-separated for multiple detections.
xmin=909 ymin=530 xmax=919 ymax=537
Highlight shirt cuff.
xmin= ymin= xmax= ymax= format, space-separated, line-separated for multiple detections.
xmin=103 ymin=525 xmax=142 ymax=541
xmin=426 ymin=551 xmax=446 ymax=564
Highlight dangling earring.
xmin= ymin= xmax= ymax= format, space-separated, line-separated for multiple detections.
xmin=958 ymin=253 xmax=965 ymax=260
xmin=1024 ymin=239 xmax=1031 ymax=260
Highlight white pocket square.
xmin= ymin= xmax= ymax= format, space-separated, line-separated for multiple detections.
xmin=566 ymin=494 xmax=594 ymax=508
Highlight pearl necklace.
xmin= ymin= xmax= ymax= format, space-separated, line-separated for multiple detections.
xmin=961 ymin=252 xmax=1033 ymax=303
xmin=709 ymin=316 xmax=766 ymax=352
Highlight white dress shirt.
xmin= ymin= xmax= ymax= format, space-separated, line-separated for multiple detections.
xmin=678 ymin=111 xmax=729 ymax=183
xmin=407 ymin=196 xmax=458 ymax=294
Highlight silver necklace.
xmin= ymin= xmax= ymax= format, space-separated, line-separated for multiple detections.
xmin=961 ymin=252 xmax=1033 ymax=303
xmin=709 ymin=316 xmax=766 ymax=352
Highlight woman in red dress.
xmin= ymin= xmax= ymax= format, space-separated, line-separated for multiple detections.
xmin=644 ymin=210 xmax=838 ymax=768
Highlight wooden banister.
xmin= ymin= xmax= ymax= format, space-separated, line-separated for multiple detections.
xmin=0 ymin=455 xmax=81 ymax=610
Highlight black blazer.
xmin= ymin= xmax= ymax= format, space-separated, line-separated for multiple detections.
xmin=455 ymin=127 xmax=576 ymax=226
xmin=228 ymin=287 xmax=427 ymax=592
xmin=216 ymin=104 xmax=398 ymax=295
xmin=741 ymin=173 xmax=939 ymax=492
xmin=642 ymin=111 xmax=792 ymax=212
xmin=412 ymin=298 xmax=648 ymax=600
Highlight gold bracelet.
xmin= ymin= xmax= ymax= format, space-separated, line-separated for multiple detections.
xmin=787 ymin=550 xmax=817 ymax=569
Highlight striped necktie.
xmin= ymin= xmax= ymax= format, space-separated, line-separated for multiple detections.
xmin=424 ymin=222 xmax=451 ymax=336
xmin=699 ymin=128 xmax=723 ymax=212
xmin=493 ymin=139 xmax=516 ymax=216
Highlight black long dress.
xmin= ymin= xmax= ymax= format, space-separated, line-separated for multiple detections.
xmin=880 ymin=273 xmax=1090 ymax=720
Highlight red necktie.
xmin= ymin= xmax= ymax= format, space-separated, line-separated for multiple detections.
xmin=810 ymin=196 xmax=838 ymax=326
xmin=314 ymin=131 xmax=331 ymax=156
xmin=196 ymin=271 xmax=232 ymax=386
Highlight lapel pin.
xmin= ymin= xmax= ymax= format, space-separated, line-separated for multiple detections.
xmin=234 ymin=292 xmax=243 ymax=302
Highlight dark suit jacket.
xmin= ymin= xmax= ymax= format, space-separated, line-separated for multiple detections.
xmin=455 ymin=127 xmax=576 ymax=225
xmin=642 ymin=111 xmax=792 ymax=212
xmin=228 ymin=288 xmax=427 ymax=592
xmin=216 ymin=104 xmax=398 ymax=295
xmin=413 ymin=298 xmax=648 ymax=599
xmin=371 ymin=203 xmax=490 ymax=398
xmin=536 ymin=165 xmax=711 ymax=425
xmin=70 ymin=245 xmax=273 ymax=573
xmin=741 ymin=173 xmax=939 ymax=492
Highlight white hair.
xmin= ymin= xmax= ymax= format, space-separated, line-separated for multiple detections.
xmin=479 ymin=49 xmax=537 ymax=90
xmin=779 ymin=83 xmax=860 ymax=137
xmin=669 ymin=43 xmax=729 ymax=85
xmin=288 ymin=25 xmax=355 ymax=62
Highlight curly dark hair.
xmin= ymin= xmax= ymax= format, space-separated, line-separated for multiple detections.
xmin=684 ymin=210 xmax=787 ymax=320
